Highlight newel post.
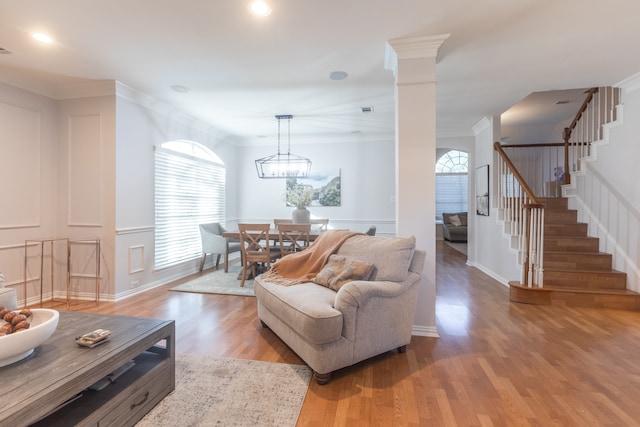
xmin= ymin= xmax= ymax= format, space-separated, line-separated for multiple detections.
xmin=562 ymin=127 xmax=571 ymax=185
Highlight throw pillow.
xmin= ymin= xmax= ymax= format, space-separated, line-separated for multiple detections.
xmin=449 ymin=214 xmax=462 ymax=227
xmin=337 ymin=235 xmax=416 ymax=281
xmin=313 ymin=255 xmax=375 ymax=291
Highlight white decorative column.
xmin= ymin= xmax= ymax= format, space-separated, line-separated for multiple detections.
xmin=385 ymin=34 xmax=449 ymax=337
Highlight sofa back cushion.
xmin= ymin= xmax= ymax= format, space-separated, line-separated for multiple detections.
xmin=313 ymin=255 xmax=375 ymax=291
xmin=443 ymin=212 xmax=467 ymax=226
xmin=337 ymin=235 xmax=416 ymax=282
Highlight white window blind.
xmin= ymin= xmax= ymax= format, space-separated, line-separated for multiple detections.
xmin=154 ymin=144 xmax=225 ymax=269
xmin=436 ymin=173 xmax=468 ymax=219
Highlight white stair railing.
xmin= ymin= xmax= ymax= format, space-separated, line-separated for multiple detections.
xmin=494 ymin=143 xmax=545 ymax=287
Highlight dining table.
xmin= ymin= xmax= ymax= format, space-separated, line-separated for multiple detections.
xmin=221 ymin=228 xmax=322 ymax=241
xmin=221 ymin=227 xmax=322 ymax=280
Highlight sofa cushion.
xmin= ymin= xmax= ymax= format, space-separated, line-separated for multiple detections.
xmin=254 ymin=280 xmax=343 ymax=345
xmin=337 ymin=235 xmax=416 ymax=281
xmin=313 ymin=255 xmax=374 ymax=291
xmin=449 ymin=214 xmax=462 ymax=226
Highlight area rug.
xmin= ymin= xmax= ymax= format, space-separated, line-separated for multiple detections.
xmin=170 ymin=263 xmax=255 ymax=296
xmin=136 ymin=354 xmax=312 ymax=427
xmin=445 ymin=241 xmax=468 ymax=255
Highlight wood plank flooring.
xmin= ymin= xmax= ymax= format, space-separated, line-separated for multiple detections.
xmin=43 ymin=241 xmax=640 ymax=426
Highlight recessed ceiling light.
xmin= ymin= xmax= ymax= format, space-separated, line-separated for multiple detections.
xmin=329 ymin=71 xmax=348 ymax=81
xmin=171 ymin=85 xmax=190 ymax=93
xmin=249 ymin=1 xmax=272 ymax=16
xmin=32 ymin=33 xmax=53 ymax=44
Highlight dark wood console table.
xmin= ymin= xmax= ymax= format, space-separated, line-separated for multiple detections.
xmin=0 ymin=311 xmax=175 ymax=426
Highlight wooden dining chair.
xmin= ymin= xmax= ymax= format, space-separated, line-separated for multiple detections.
xmin=277 ymin=223 xmax=311 ymax=258
xmin=310 ymin=218 xmax=329 ymax=231
xmin=273 ymin=218 xmax=293 ymax=228
xmin=238 ymin=223 xmax=279 ymax=287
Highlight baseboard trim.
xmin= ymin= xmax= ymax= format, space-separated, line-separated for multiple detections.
xmin=412 ymin=325 xmax=439 ymax=337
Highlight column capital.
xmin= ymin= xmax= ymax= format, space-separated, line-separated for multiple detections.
xmin=384 ymin=34 xmax=450 ymax=74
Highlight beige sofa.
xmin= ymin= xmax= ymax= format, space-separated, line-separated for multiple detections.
xmin=0 ymin=273 xmax=17 ymax=310
xmin=254 ymin=234 xmax=426 ymax=384
xmin=442 ymin=212 xmax=468 ymax=242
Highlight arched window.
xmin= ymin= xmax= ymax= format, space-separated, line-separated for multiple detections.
xmin=435 ymin=150 xmax=468 ymax=220
xmin=436 ymin=150 xmax=468 ymax=173
xmin=154 ymin=140 xmax=226 ymax=269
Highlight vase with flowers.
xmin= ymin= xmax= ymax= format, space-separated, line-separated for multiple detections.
xmin=286 ymin=184 xmax=314 ymax=223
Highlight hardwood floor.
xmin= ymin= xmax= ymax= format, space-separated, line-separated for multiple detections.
xmin=44 ymin=241 xmax=640 ymax=426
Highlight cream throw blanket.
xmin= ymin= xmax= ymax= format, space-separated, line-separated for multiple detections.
xmin=259 ymin=230 xmax=361 ymax=286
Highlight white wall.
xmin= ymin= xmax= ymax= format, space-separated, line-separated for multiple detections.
xmin=0 ymin=82 xmax=59 ymax=302
xmin=112 ymin=84 xmax=238 ymax=298
xmin=0 ymin=80 xmax=240 ymax=303
xmin=469 ymin=117 xmax=521 ymax=285
xmin=436 ymin=135 xmax=475 ymax=256
xmin=57 ymin=95 xmax=117 ymax=301
xmin=570 ymin=74 xmax=640 ymax=291
xmin=235 ymin=138 xmax=396 ymax=234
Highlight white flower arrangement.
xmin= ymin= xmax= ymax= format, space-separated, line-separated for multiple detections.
xmin=286 ymin=185 xmax=314 ymax=208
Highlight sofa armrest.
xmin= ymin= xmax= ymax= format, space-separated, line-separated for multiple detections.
xmin=201 ymin=232 xmax=229 ymax=254
xmin=333 ymin=272 xmax=421 ymax=357
xmin=334 ymin=274 xmax=419 ymax=310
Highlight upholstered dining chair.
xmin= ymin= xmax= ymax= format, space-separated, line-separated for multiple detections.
xmin=238 ymin=223 xmax=279 ymax=287
xmin=277 ymin=223 xmax=311 ymax=258
xmin=199 ymin=223 xmax=241 ymax=273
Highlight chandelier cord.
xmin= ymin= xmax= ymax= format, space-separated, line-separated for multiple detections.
xmin=277 ymin=117 xmax=282 ymax=155
xmin=287 ymin=117 xmax=291 ymax=155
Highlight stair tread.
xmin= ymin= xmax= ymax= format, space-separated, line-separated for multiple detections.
xmin=539 ymin=286 xmax=640 ymax=295
xmin=544 ymin=236 xmax=598 ymax=240
xmin=543 ymin=267 xmax=626 ymax=275
xmin=511 ymin=283 xmax=638 ymax=295
xmin=545 ymin=250 xmax=611 ymax=256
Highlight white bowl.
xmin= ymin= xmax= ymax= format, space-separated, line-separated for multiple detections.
xmin=0 ymin=309 xmax=59 ymax=367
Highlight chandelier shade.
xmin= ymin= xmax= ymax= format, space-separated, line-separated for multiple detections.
xmin=255 ymin=115 xmax=312 ymax=179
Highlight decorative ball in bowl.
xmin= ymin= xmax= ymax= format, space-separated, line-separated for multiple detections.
xmin=0 ymin=308 xmax=59 ymax=367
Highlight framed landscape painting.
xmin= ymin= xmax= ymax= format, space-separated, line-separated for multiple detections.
xmin=286 ymin=169 xmax=341 ymax=207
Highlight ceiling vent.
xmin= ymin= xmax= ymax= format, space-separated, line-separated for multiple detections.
xmin=555 ymin=100 xmax=570 ymax=105
xmin=0 ymin=46 xmax=12 ymax=54
xmin=361 ymin=106 xmax=374 ymax=114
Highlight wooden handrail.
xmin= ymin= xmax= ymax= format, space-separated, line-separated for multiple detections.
xmin=563 ymin=87 xmax=599 ymax=185
xmin=565 ymin=87 xmax=599 ymax=137
xmin=493 ymin=142 xmax=539 ymax=204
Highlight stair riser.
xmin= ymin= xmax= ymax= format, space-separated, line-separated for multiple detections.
xmin=545 ymin=253 xmax=612 ymax=271
xmin=510 ymin=285 xmax=640 ymax=311
xmin=544 ymin=223 xmax=588 ymax=237
xmin=539 ymin=198 xmax=568 ymax=210
xmin=543 ymin=271 xmax=627 ymax=290
xmin=544 ymin=238 xmax=600 ymax=252
xmin=545 ymin=210 xmax=578 ymax=223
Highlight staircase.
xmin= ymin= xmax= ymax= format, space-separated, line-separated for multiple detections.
xmin=509 ymin=197 xmax=640 ymax=310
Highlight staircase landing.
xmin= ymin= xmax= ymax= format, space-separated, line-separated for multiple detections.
xmin=509 ymin=197 xmax=640 ymax=311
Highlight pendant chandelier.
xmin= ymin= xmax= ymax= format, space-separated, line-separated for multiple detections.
xmin=255 ymin=114 xmax=312 ymax=179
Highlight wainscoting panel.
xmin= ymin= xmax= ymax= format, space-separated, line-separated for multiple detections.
xmin=68 ymin=114 xmax=102 ymax=226
xmin=0 ymin=102 xmax=40 ymax=227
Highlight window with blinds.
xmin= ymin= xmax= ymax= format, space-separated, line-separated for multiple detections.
xmin=436 ymin=174 xmax=468 ymax=219
xmin=154 ymin=141 xmax=225 ymax=269
xmin=436 ymin=150 xmax=469 ymax=220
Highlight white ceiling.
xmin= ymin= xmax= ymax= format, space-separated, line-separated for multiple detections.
xmin=1 ymin=0 xmax=639 ymax=146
